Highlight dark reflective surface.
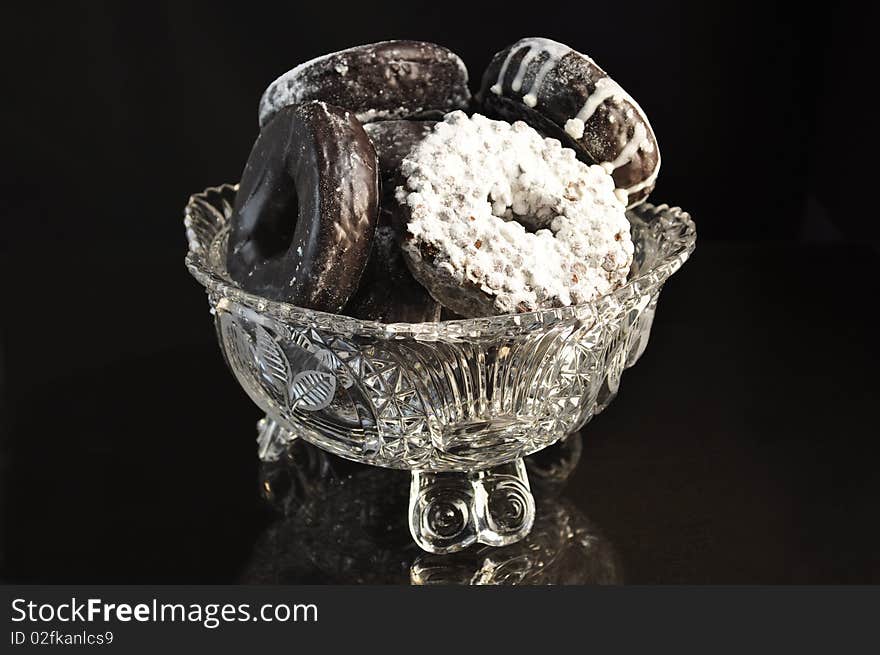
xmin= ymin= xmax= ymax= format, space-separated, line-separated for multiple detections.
xmin=241 ymin=434 xmax=620 ymax=585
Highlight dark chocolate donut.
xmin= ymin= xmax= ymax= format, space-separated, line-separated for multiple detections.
xmin=479 ymin=38 xmax=659 ymax=207
xmin=227 ymin=101 xmax=379 ymax=312
xmin=259 ymin=41 xmax=471 ymax=128
xmin=344 ymin=226 xmax=441 ymax=323
xmin=364 ymin=120 xmax=436 ymax=229
xmin=345 ymin=120 xmax=440 ymax=323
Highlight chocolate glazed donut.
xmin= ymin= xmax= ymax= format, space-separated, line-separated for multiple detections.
xmin=479 ymin=37 xmax=660 ymax=207
xmin=363 ymin=120 xmax=436 ymax=230
xmin=227 ymin=101 xmax=379 ymax=312
xmin=345 ymin=120 xmax=441 ymax=323
xmin=258 ymin=41 xmax=471 ymax=128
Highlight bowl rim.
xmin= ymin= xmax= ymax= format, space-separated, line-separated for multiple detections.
xmin=185 ymin=183 xmax=696 ymax=338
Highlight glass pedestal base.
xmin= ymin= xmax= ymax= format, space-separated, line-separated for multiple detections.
xmin=257 ymin=416 xmax=535 ymax=554
xmin=409 ymin=460 xmax=534 ymax=554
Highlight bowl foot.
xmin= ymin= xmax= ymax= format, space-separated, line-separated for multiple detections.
xmin=256 ymin=416 xmax=298 ymax=462
xmin=409 ymin=459 xmax=535 ymax=554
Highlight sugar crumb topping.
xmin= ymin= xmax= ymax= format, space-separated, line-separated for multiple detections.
xmin=397 ymin=112 xmax=634 ymax=316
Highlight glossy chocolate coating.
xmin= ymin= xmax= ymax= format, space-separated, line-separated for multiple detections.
xmin=479 ymin=41 xmax=659 ymax=206
xmin=227 ymin=102 xmax=379 ymax=312
xmin=345 ymin=120 xmax=440 ymax=323
xmin=259 ymin=41 xmax=471 ymax=128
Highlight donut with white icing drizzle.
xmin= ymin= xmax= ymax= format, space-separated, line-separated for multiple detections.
xmin=396 ymin=112 xmax=634 ymax=317
xmin=479 ymin=37 xmax=660 ymax=207
xmin=227 ymin=102 xmax=379 ymax=313
xmin=259 ymin=41 xmax=471 ymax=128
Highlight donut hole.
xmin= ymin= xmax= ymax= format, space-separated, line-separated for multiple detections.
xmin=252 ymin=218 xmax=295 ymax=259
xmin=249 ymin=186 xmax=298 ymax=260
xmin=486 ymin=173 xmax=561 ymax=235
xmin=484 ymin=194 xmax=540 ymax=234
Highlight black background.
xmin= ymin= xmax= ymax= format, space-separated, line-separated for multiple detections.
xmin=2 ymin=2 xmax=877 ymax=583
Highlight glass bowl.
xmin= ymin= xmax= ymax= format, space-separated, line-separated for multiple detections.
xmin=184 ymin=183 xmax=695 ymax=552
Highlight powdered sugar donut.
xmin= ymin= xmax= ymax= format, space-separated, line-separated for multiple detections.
xmin=396 ymin=112 xmax=634 ymax=317
xmin=479 ymin=38 xmax=659 ymax=208
xmin=259 ymin=41 xmax=471 ymax=128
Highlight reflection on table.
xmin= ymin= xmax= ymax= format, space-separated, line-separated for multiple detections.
xmin=241 ymin=432 xmax=620 ymax=585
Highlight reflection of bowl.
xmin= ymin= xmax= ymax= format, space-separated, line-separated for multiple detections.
xmin=185 ymin=184 xmax=695 ymax=552
xmin=243 ymin=434 xmax=621 ymax=585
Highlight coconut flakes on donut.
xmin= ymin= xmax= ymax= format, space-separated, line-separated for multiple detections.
xmin=396 ymin=112 xmax=634 ymax=317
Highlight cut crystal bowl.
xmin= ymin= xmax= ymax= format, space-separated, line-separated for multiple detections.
xmin=185 ymin=183 xmax=695 ymax=553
